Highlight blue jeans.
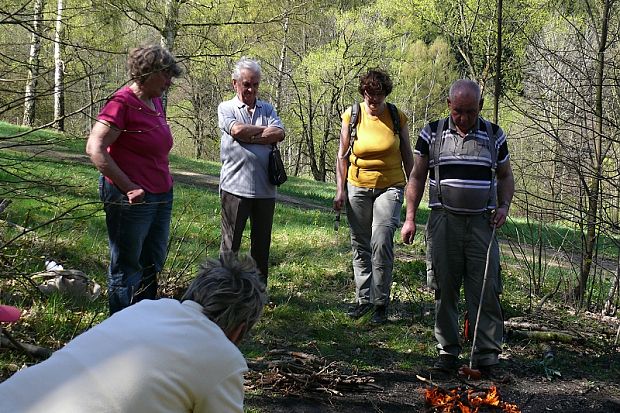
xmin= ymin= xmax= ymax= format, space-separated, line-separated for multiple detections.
xmin=99 ymin=176 xmax=173 ymax=315
xmin=346 ymin=183 xmax=403 ymax=306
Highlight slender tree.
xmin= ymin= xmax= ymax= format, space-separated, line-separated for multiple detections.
xmin=22 ymin=0 xmax=45 ymax=127
xmin=53 ymin=0 xmax=65 ymax=131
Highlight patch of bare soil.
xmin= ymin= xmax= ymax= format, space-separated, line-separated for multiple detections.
xmin=245 ymin=310 xmax=620 ymax=413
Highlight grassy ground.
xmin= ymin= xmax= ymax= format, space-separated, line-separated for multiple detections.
xmin=1 ymin=122 xmax=619 ymax=412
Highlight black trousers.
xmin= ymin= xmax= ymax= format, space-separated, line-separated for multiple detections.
xmin=220 ymin=190 xmax=275 ymax=283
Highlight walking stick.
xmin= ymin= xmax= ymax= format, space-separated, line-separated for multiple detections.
xmin=468 ymin=225 xmax=497 ymax=371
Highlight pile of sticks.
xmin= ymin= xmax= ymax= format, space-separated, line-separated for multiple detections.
xmin=246 ymin=350 xmax=382 ymax=396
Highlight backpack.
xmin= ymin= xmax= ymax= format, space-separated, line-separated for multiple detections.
xmin=432 ymin=117 xmax=498 ymax=210
xmin=346 ymin=102 xmax=401 ymax=159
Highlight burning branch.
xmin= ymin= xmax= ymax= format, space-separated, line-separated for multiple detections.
xmin=425 ymin=385 xmax=521 ymax=413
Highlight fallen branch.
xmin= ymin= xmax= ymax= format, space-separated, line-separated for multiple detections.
xmin=508 ymin=329 xmax=577 ymax=343
xmin=1 ymin=330 xmax=53 ymax=360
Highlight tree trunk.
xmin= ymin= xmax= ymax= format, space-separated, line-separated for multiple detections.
xmin=160 ymin=0 xmax=180 ymax=112
xmin=579 ymin=0 xmax=611 ymax=304
xmin=274 ymin=16 xmax=289 ymax=114
xmin=22 ymin=0 xmax=45 ymax=127
xmin=53 ymin=0 xmax=65 ymax=131
xmin=492 ymin=0 xmax=502 ymax=124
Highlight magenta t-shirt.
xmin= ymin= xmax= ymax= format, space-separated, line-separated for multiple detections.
xmin=97 ymin=86 xmax=173 ymax=194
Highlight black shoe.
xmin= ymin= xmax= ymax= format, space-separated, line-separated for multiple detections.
xmin=347 ymin=303 xmax=373 ymax=319
xmin=371 ymin=305 xmax=388 ymax=324
xmin=431 ymin=354 xmax=459 ymax=373
xmin=478 ymin=363 xmax=512 ymax=383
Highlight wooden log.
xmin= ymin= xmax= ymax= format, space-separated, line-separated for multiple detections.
xmin=508 ymin=329 xmax=577 ymax=343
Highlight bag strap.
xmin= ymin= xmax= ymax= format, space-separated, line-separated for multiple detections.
xmin=346 ymin=102 xmax=361 ymax=158
xmin=484 ymin=118 xmax=497 ymax=207
xmin=433 ymin=118 xmax=447 ymax=203
xmin=386 ymin=102 xmax=401 ymax=136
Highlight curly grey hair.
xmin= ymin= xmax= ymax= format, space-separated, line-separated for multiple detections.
xmin=181 ymin=254 xmax=266 ymax=340
xmin=127 ymin=44 xmax=182 ymax=84
xmin=232 ymin=57 xmax=261 ymax=80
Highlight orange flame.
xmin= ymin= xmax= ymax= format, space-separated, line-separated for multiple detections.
xmin=425 ymin=385 xmax=521 ymax=413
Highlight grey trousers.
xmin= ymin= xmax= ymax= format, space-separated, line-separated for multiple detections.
xmin=426 ymin=209 xmax=503 ymax=366
xmin=346 ymin=183 xmax=403 ymax=306
xmin=220 ymin=190 xmax=275 ymax=283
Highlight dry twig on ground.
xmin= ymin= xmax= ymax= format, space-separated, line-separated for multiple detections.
xmin=245 ymin=350 xmax=382 ymax=396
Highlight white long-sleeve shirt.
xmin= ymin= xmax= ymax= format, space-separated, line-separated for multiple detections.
xmin=0 ymin=299 xmax=246 ymax=413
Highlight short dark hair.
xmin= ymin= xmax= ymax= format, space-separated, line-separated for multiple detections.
xmin=358 ymin=69 xmax=393 ymax=97
xmin=127 ymin=44 xmax=182 ymax=84
xmin=181 ymin=254 xmax=266 ymax=340
xmin=449 ymin=79 xmax=481 ymax=102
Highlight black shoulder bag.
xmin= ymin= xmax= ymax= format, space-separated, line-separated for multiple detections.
xmin=268 ymin=144 xmax=288 ymax=186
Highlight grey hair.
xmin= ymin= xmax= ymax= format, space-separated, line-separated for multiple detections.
xmin=232 ymin=57 xmax=261 ymax=80
xmin=449 ymin=79 xmax=481 ymax=102
xmin=181 ymin=254 xmax=266 ymax=339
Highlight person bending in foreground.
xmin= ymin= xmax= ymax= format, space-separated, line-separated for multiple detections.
xmin=0 ymin=254 xmax=266 ymax=413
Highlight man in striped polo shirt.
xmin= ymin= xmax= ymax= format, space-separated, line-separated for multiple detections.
xmin=401 ymin=79 xmax=515 ymax=378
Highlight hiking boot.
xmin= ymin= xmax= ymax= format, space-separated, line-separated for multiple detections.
xmin=347 ymin=303 xmax=373 ymax=319
xmin=431 ymin=354 xmax=459 ymax=373
xmin=370 ymin=305 xmax=388 ymax=324
xmin=478 ymin=363 xmax=513 ymax=383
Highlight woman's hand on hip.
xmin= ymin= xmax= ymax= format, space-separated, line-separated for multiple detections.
xmin=126 ymin=188 xmax=146 ymax=204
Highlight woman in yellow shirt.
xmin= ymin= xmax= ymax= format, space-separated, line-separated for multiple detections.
xmin=334 ymin=69 xmax=414 ymax=324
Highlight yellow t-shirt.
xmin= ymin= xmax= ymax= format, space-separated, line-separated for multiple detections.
xmin=342 ymin=102 xmax=408 ymax=189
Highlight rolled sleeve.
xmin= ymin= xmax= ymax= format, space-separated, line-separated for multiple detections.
xmin=218 ymin=101 xmax=238 ymax=135
xmin=265 ymin=106 xmax=284 ymax=130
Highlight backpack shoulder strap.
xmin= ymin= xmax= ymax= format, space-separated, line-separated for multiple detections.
xmin=349 ymin=102 xmax=360 ymax=140
xmin=346 ymin=102 xmax=361 ymax=158
xmin=483 ymin=119 xmax=497 ymax=169
xmin=386 ymin=102 xmax=401 ymax=136
xmin=483 ymin=118 xmax=498 ymax=207
xmin=433 ymin=118 xmax=447 ymax=202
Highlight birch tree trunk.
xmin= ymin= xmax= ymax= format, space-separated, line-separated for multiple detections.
xmin=160 ymin=0 xmax=180 ymax=112
xmin=274 ymin=16 xmax=289 ymax=114
xmin=22 ymin=0 xmax=45 ymax=127
xmin=53 ymin=0 xmax=65 ymax=131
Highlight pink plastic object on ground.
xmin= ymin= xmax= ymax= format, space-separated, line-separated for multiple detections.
xmin=0 ymin=305 xmax=21 ymax=323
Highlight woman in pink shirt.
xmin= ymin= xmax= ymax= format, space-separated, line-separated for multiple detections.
xmin=86 ymin=45 xmax=182 ymax=315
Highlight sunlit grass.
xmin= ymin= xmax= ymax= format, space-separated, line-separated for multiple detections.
xmin=0 ymin=122 xmax=617 ymax=409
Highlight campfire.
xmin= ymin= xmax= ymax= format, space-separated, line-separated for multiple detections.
xmin=425 ymin=385 xmax=521 ymax=412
